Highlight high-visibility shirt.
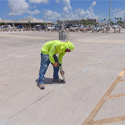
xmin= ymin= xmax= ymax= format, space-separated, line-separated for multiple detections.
xmin=41 ymin=40 xmax=74 ymax=65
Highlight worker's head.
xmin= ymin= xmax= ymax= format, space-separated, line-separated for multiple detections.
xmin=65 ymin=41 xmax=74 ymax=52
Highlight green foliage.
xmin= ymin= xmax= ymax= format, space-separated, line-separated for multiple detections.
xmin=83 ymin=21 xmax=88 ymax=25
xmin=88 ymin=22 xmax=95 ymax=25
xmin=117 ymin=20 xmax=124 ymax=26
xmin=110 ymin=21 xmax=114 ymax=25
xmin=57 ymin=20 xmax=59 ymax=22
xmin=25 ymin=25 xmax=29 ymax=28
xmin=0 ymin=22 xmax=6 ymax=26
xmin=41 ymin=23 xmax=45 ymax=26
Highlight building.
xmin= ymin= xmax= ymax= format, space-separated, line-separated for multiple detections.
xmin=99 ymin=22 xmax=107 ymax=26
xmin=0 ymin=18 xmax=53 ymax=27
xmin=57 ymin=18 xmax=98 ymax=26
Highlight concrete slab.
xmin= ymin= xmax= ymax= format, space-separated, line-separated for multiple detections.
xmin=0 ymin=30 xmax=125 ymax=124
xmin=94 ymin=96 xmax=125 ymax=121
xmin=108 ymin=121 xmax=125 ymax=125
xmin=110 ymin=81 xmax=125 ymax=95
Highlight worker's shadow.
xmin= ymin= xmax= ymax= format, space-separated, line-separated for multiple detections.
xmin=35 ymin=77 xmax=64 ymax=86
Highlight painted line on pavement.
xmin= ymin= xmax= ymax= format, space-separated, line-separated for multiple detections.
xmin=120 ymin=79 xmax=125 ymax=81
xmin=83 ymin=68 xmax=125 ymax=125
xmin=107 ymin=93 xmax=125 ymax=99
xmin=92 ymin=115 xmax=125 ymax=125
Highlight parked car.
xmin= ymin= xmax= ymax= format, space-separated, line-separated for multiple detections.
xmin=77 ymin=25 xmax=83 ymax=30
xmin=55 ymin=26 xmax=61 ymax=30
xmin=6 ymin=25 xmax=13 ymax=29
xmin=112 ymin=25 xmax=121 ymax=29
xmin=48 ymin=26 xmax=55 ymax=30
xmin=86 ymin=25 xmax=92 ymax=31
xmin=66 ymin=24 xmax=73 ymax=28
xmin=70 ymin=25 xmax=78 ymax=31
xmin=42 ymin=26 xmax=46 ymax=30
xmin=1 ymin=25 xmax=8 ymax=29
xmin=92 ymin=26 xmax=103 ymax=32
xmin=97 ymin=26 xmax=104 ymax=31
xmin=35 ymin=25 xmax=46 ymax=30
xmin=17 ymin=25 xmax=25 ymax=29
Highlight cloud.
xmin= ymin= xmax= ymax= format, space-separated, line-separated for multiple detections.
xmin=112 ymin=8 xmax=125 ymax=19
xmin=91 ymin=1 xmax=96 ymax=7
xmin=63 ymin=0 xmax=72 ymax=10
xmin=75 ymin=9 xmax=85 ymax=16
xmin=112 ymin=8 xmax=122 ymax=13
xmin=112 ymin=8 xmax=118 ymax=13
xmin=56 ymin=0 xmax=60 ymax=4
xmin=8 ymin=0 xmax=40 ymax=15
xmin=29 ymin=5 xmax=37 ymax=8
xmin=29 ymin=0 xmax=48 ymax=4
xmin=28 ymin=9 xmax=40 ymax=14
xmin=114 ymin=10 xmax=125 ymax=18
xmin=8 ymin=0 xmax=29 ymax=13
xmin=89 ymin=7 xmax=92 ymax=10
xmin=46 ymin=10 xmax=61 ymax=20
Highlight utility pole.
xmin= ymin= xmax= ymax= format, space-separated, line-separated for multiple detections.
xmin=108 ymin=0 xmax=111 ymax=31
xmin=124 ymin=17 xmax=125 ymax=28
xmin=79 ymin=14 xmax=80 ymax=25
xmin=44 ymin=9 xmax=46 ymax=27
xmin=10 ymin=5 xmax=15 ymax=28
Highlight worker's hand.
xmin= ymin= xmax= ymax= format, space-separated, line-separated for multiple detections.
xmin=60 ymin=70 xmax=65 ymax=76
xmin=53 ymin=62 xmax=58 ymax=67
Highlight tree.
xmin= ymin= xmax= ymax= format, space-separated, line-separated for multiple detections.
xmin=117 ymin=20 xmax=124 ymax=26
xmin=110 ymin=21 xmax=114 ymax=26
xmin=117 ymin=18 xmax=119 ymax=21
xmin=103 ymin=18 xmax=105 ymax=22
xmin=0 ymin=22 xmax=6 ymax=26
xmin=83 ymin=21 xmax=88 ymax=25
xmin=115 ymin=17 xmax=117 ymax=23
xmin=57 ymin=20 xmax=59 ymax=22
xmin=120 ymin=17 xmax=122 ymax=21
xmin=81 ymin=19 xmax=84 ymax=24
xmin=88 ymin=22 xmax=95 ymax=25
xmin=41 ymin=23 xmax=45 ymax=26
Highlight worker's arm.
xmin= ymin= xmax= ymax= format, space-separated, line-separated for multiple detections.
xmin=48 ymin=43 xmax=60 ymax=67
xmin=48 ymin=46 xmax=56 ymax=64
xmin=58 ymin=52 xmax=65 ymax=65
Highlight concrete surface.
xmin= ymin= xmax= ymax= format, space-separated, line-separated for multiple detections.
xmin=0 ymin=30 xmax=125 ymax=125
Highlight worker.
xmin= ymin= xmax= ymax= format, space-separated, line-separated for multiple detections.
xmin=37 ymin=40 xmax=74 ymax=89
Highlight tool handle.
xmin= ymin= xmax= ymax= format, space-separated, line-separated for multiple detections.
xmin=58 ymin=63 xmax=66 ymax=83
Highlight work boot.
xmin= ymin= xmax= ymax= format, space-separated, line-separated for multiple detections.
xmin=53 ymin=79 xmax=64 ymax=83
xmin=38 ymin=84 xmax=45 ymax=90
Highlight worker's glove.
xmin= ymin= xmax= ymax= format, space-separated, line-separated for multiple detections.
xmin=53 ymin=62 xmax=58 ymax=67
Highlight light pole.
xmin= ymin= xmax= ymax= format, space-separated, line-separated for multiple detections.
xmin=108 ymin=0 xmax=111 ymax=31
xmin=10 ymin=5 xmax=15 ymax=29
xmin=44 ymin=9 xmax=46 ymax=27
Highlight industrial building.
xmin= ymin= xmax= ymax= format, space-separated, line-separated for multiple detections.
xmin=57 ymin=18 xmax=98 ymax=26
xmin=0 ymin=18 xmax=53 ymax=27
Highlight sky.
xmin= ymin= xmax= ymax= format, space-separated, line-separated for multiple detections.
xmin=0 ymin=0 xmax=125 ymax=22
